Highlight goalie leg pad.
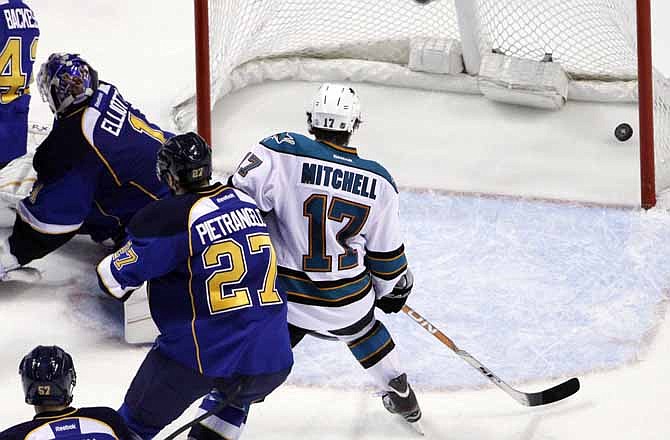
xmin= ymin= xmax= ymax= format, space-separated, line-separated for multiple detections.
xmin=124 ymin=284 xmax=160 ymax=344
xmin=0 ymin=152 xmax=36 ymax=202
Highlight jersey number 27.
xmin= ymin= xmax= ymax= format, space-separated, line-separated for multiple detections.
xmin=203 ymin=233 xmax=282 ymax=314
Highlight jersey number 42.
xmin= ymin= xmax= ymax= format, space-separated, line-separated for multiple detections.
xmin=0 ymin=36 xmax=38 ymax=104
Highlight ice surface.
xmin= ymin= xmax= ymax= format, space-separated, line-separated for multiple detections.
xmin=279 ymin=192 xmax=670 ymax=390
xmin=2 ymin=1 xmax=670 ymax=439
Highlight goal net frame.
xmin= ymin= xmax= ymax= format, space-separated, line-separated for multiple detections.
xmin=188 ymin=0 xmax=658 ymax=208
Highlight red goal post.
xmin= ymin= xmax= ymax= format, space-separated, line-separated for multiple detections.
xmin=636 ymin=0 xmax=655 ymax=208
xmin=189 ymin=0 xmax=664 ymax=208
xmin=194 ymin=0 xmax=212 ymax=146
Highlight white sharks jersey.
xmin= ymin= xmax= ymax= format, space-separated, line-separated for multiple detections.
xmin=232 ymin=132 xmax=409 ymax=331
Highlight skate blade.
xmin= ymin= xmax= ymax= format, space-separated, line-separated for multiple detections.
xmin=409 ymin=420 xmax=424 ymax=436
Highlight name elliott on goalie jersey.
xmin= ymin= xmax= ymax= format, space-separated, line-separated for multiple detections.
xmin=301 ymin=162 xmax=378 ymax=200
xmin=101 ymin=88 xmax=129 ymax=137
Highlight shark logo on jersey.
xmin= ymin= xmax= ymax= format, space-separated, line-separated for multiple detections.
xmin=273 ymin=133 xmax=295 ymax=145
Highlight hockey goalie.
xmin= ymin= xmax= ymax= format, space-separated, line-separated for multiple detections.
xmin=0 ymin=54 xmax=169 ymax=346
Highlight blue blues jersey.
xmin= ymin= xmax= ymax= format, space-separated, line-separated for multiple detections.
xmin=97 ymin=183 xmax=293 ymax=378
xmin=9 ymin=81 xmax=171 ymax=265
xmin=0 ymin=407 xmax=135 ymax=440
xmin=0 ymin=0 xmax=39 ymax=162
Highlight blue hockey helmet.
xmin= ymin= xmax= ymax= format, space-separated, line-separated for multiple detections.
xmin=37 ymin=53 xmax=98 ymax=118
xmin=157 ymin=132 xmax=212 ymax=190
xmin=19 ymin=345 xmax=77 ymax=406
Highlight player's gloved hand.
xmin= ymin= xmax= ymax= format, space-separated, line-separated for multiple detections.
xmin=0 ymin=237 xmax=20 ymax=281
xmin=375 ymin=268 xmax=414 ymax=314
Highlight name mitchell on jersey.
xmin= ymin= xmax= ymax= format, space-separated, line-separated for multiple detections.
xmin=301 ymin=162 xmax=378 ymax=200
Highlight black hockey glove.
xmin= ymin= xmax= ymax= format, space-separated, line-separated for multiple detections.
xmin=375 ymin=269 xmax=414 ymax=314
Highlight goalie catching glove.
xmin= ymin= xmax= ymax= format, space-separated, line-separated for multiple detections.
xmin=375 ymin=268 xmax=414 ymax=314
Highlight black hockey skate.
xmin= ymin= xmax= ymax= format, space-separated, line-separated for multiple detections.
xmin=382 ymin=373 xmax=423 ymax=434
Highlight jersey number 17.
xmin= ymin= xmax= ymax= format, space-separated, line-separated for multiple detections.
xmin=303 ymin=194 xmax=370 ymax=272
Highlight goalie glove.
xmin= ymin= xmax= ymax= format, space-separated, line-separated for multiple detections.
xmin=375 ymin=268 xmax=414 ymax=314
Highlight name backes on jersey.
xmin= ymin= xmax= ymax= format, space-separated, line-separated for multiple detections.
xmin=3 ymin=8 xmax=38 ymax=29
xmin=301 ymin=162 xmax=377 ymax=200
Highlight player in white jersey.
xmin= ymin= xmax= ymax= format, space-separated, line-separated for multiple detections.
xmin=232 ymin=83 xmax=421 ymax=428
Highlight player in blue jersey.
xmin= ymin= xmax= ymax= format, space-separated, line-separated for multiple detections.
xmin=0 ymin=0 xmax=39 ymax=170
xmin=232 ymin=84 xmax=422 ymax=430
xmin=0 ymin=345 xmax=136 ymax=440
xmin=96 ymin=133 xmax=293 ymax=440
xmin=0 ymin=53 xmax=171 ymax=282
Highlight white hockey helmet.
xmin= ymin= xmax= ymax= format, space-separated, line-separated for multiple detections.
xmin=308 ymin=83 xmax=361 ymax=133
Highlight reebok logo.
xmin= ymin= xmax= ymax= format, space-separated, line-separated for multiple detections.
xmin=333 ymin=154 xmax=353 ymax=163
xmin=54 ymin=424 xmax=77 ymax=432
xmin=216 ymin=194 xmax=235 ymax=203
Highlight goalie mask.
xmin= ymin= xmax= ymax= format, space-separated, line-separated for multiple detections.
xmin=307 ymin=83 xmax=361 ymax=133
xmin=38 ymin=53 xmax=98 ymax=118
xmin=20 ymin=345 xmax=77 ymax=406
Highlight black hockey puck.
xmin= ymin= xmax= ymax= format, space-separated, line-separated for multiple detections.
xmin=615 ymin=123 xmax=633 ymax=142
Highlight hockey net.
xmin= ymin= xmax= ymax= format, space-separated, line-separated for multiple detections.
xmin=173 ymin=0 xmax=670 ymax=205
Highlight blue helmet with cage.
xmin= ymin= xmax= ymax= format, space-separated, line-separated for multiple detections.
xmin=19 ymin=345 xmax=77 ymax=406
xmin=37 ymin=53 xmax=98 ymax=118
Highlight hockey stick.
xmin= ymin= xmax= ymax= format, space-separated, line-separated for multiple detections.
xmin=163 ymin=381 xmax=245 ymax=440
xmin=402 ymin=304 xmax=580 ymax=406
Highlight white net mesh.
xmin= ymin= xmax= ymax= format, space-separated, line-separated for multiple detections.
xmin=472 ymin=0 xmax=670 ymax=194
xmin=208 ymin=0 xmax=459 ymax=70
xmin=174 ymin=0 xmax=670 ymax=198
xmin=475 ymin=0 xmax=638 ymax=80
xmin=655 ymin=75 xmax=670 ymax=192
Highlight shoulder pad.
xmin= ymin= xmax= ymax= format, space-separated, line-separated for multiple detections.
xmin=128 ymin=194 xmax=196 ymax=238
xmin=261 ymin=132 xmax=299 ymax=148
xmin=88 ymin=82 xmax=114 ymax=111
xmin=355 ymin=157 xmax=398 ymax=193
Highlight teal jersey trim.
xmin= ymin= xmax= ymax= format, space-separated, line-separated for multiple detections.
xmin=277 ymin=268 xmax=372 ymax=307
xmin=260 ymin=132 xmax=398 ymax=192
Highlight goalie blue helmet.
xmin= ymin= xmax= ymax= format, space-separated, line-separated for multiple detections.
xmin=20 ymin=345 xmax=77 ymax=406
xmin=37 ymin=53 xmax=98 ymax=118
